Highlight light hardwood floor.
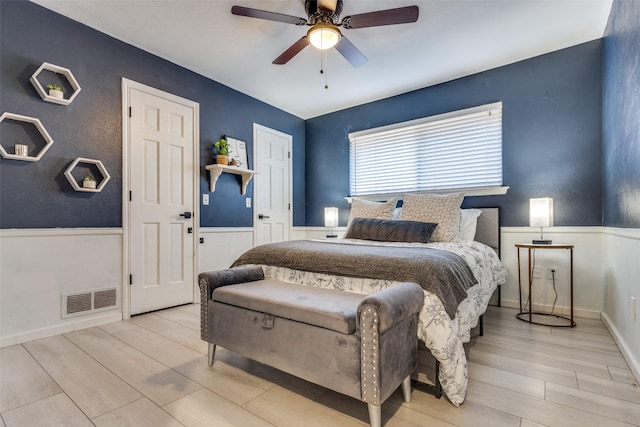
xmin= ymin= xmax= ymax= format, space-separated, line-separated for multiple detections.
xmin=1 ymin=305 xmax=639 ymax=427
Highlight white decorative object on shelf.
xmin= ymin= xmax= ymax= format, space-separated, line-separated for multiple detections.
xmin=64 ymin=157 xmax=111 ymax=193
xmin=205 ymin=164 xmax=258 ymax=195
xmin=0 ymin=112 xmax=54 ymax=162
xmin=30 ymin=62 xmax=81 ymax=105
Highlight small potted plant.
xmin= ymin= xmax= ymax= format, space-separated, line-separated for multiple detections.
xmin=214 ymin=138 xmax=232 ymax=165
xmin=46 ymin=84 xmax=64 ymax=99
xmin=82 ymin=176 xmax=97 ymax=189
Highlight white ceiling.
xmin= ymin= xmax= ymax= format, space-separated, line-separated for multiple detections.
xmin=32 ymin=0 xmax=612 ymax=119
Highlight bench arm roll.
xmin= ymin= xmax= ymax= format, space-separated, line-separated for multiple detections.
xmin=357 ymin=282 xmax=424 ymax=334
xmin=198 ymin=266 xmax=265 ymax=300
xmin=198 ymin=266 xmax=264 ymax=341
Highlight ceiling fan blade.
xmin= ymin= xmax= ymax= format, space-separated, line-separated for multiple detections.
xmin=341 ymin=5 xmax=419 ymax=29
xmin=318 ymin=0 xmax=338 ymax=12
xmin=231 ymin=6 xmax=307 ymax=26
xmin=335 ymin=36 xmax=367 ymax=68
xmin=273 ymin=36 xmax=311 ymax=65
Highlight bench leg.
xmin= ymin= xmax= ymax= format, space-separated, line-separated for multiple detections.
xmin=401 ymin=375 xmax=412 ymax=403
xmin=208 ymin=343 xmax=216 ymax=366
xmin=367 ymin=403 xmax=381 ymax=427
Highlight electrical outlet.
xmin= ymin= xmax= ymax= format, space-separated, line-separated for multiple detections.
xmin=202 ymin=194 xmax=209 ymax=205
xmin=632 ymin=297 xmax=637 ymax=321
xmin=246 ymin=197 xmax=251 ymax=208
xmin=532 ymin=266 xmax=542 ymax=279
xmin=548 ymin=266 xmax=559 ymax=280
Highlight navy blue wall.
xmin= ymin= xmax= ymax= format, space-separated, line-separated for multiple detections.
xmin=603 ymin=0 xmax=640 ymax=228
xmin=0 ymin=1 xmax=306 ymax=229
xmin=305 ymin=41 xmax=603 ymax=227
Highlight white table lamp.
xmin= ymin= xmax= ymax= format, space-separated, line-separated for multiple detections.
xmin=530 ymin=197 xmax=553 ymax=244
xmin=324 ymin=207 xmax=339 ymax=238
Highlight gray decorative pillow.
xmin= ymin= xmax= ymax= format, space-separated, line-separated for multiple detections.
xmin=347 ymin=197 xmax=397 ymax=228
xmin=400 ymin=192 xmax=464 ymax=242
xmin=345 ymin=218 xmax=438 ymax=243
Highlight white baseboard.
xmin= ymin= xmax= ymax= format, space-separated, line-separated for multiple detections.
xmin=0 ymin=311 xmax=122 ymax=348
xmin=501 ymin=299 xmax=602 ymax=319
xmin=601 ymin=312 xmax=640 ymax=385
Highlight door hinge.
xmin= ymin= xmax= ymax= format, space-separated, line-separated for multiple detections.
xmin=129 ymin=274 xmax=133 ymax=285
xmin=129 ymin=106 xmax=132 ymax=117
xmin=288 ymin=151 xmax=291 ymax=159
xmin=288 ymin=203 xmax=291 ymax=210
xmin=129 ymin=191 xmax=132 ymax=201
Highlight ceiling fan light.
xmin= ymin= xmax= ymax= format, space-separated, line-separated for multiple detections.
xmin=308 ymin=25 xmax=341 ymax=50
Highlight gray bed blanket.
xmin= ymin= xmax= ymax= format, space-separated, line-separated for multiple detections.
xmin=231 ymin=240 xmax=477 ymax=318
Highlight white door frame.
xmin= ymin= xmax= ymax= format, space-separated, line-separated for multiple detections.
xmin=252 ymin=123 xmax=293 ymax=246
xmin=121 ymin=78 xmax=200 ymax=319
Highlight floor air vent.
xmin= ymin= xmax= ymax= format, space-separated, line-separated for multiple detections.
xmin=62 ymin=287 xmax=119 ymax=319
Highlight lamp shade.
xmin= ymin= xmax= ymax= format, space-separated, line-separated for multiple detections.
xmin=308 ymin=25 xmax=341 ymax=50
xmin=324 ymin=207 xmax=339 ymax=227
xmin=529 ymin=198 xmax=554 ymax=227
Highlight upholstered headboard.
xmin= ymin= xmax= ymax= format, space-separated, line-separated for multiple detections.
xmin=474 ymin=207 xmax=501 ymax=257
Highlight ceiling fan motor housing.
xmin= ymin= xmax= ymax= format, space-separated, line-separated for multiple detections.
xmin=305 ymin=0 xmax=343 ymax=25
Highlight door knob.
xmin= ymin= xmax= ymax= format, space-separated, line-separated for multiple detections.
xmin=180 ymin=212 xmax=192 ymax=219
xmin=258 ymin=214 xmax=270 ymax=220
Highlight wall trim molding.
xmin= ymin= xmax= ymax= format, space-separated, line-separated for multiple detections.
xmin=200 ymin=227 xmax=255 ymax=233
xmin=0 ymin=228 xmax=123 ymax=238
xmin=602 ymin=226 xmax=640 ymax=240
xmin=501 ymin=226 xmax=603 ymax=234
xmin=2 ymin=225 xmax=632 ymax=237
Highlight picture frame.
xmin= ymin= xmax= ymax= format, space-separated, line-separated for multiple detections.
xmin=225 ymin=136 xmax=248 ymax=169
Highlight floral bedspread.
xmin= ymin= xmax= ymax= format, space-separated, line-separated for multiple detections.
xmin=256 ymin=238 xmax=507 ymax=406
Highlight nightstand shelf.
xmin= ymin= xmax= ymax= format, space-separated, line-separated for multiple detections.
xmin=515 ymin=243 xmax=576 ymax=327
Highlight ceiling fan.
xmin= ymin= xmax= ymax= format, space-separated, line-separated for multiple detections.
xmin=231 ymin=0 xmax=419 ymax=68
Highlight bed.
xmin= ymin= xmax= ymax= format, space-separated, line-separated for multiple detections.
xmin=231 ymin=194 xmax=506 ymax=406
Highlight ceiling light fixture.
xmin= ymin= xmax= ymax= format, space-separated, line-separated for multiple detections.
xmin=308 ymin=24 xmax=341 ymax=50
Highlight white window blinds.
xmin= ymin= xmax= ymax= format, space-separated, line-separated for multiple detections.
xmin=349 ymin=102 xmax=503 ymax=196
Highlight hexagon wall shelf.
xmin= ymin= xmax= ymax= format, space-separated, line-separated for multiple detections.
xmin=64 ymin=157 xmax=111 ymax=193
xmin=30 ymin=62 xmax=81 ymax=105
xmin=0 ymin=112 xmax=54 ymax=162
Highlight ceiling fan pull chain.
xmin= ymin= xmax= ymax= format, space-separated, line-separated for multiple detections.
xmin=323 ymin=50 xmax=329 ymax=89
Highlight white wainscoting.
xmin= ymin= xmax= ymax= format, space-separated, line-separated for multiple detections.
xmin=601 ymin=227 xmax=640 ymax=384
xmin=500 ymin=226 xmax=604 ymax=319
xmin=3 ymin=224 xmax=637 ymax=383
xmin=198 ymin=227 xmax=255 ymax=274
xmin=0 ymin=228 xmax=123 ymax=348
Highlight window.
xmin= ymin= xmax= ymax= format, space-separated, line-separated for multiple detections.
xmin=349 ymin=102 xmax=503 ymax=197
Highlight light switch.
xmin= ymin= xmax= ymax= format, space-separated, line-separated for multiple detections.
xmin=246 ymin=197 xmax=251 ymax=208
xmin=203 ymin=194 xmax=209 ymax=205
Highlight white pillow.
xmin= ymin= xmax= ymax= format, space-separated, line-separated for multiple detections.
xmin=459 ymin=208 xmax=482 ymax=241
xmin=399 ymin=192 xmax=464 ymax=242
xmin=347 ymin=197 xmax=398 ymax=228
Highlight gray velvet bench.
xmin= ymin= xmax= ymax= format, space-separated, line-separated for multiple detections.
xmin=198 ymin=266 xmax=424 ymax=427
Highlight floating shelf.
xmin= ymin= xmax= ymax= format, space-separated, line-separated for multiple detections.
xmin=205 ymin=164 xmax=258 ymax=195
xmin=0 ymin=112 xmax=54 ymax=161
xmin=30 ymin=62 xmax=81 ymax=105
xmin=64 ymin=157 xmax=111 ymax=192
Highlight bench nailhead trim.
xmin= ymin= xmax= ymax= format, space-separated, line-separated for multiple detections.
xmin=361 ymin=306 xmax=380 ymax=405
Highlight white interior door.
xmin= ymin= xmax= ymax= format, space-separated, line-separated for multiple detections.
xmin=127 ymin=84 xmax=198 ymax=315
xmin=254 ymin=124 xmax=292 ymax=246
